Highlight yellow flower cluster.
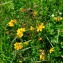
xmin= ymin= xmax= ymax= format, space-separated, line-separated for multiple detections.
xmin=37 ymin=23 xmax=45 ymax=32
xmin=14 ymin=42 xmax=23 ymax=50
xmin=39 ymin=50 xmax=45 ymax=61
xmin=16 ymin=28 xmax=25 ymax=38
xmin=14 ymin=41 xmax=29 ymax=50
xmin=16 ymin=23 xmax=45 ymax=38
xmin=54 ymin=16 xmax=62 ymax=21
xmin=49 ymin=47 xmax=54 ymax=53
xmin=8 ymin=19 xmax=16 ymax=27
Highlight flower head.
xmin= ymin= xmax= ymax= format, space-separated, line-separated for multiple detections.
xmin=39 ymin=37 xmax=43 ymax=41
xmin=20 ymin=8 xmax=27 ymax=12
xmin=14 ymin=42 xmax=23 ymax=50
xmin=30 ymin=26 xmax=34 ymax=31
xmin=24 ymin=41 xmax=29 ymax=46
xmin=17 ymin=31 xmax=23 ymax=38
xmin=8 ymin=19 xmax=16 ymax=27
xmin=54 ymin=16 xmax=62 ymax=21
xmin=20 ymin=28 xmax=26 ymax=32
xmin=40 ymin=54 xmax=45 ymax=60
xmin=33 ymin=11 xmax=38 ymax=16
xmin=16 ymin=28 xmax=25 ymax=38
xmin=39 ymin=49 xmax=45 ymax=60
xmin=49 ymin=47 xmax=54 ymax=53
xmin=37 ymin=23 xmax=45 ymax=32
xmin=17 ymin=28 xmax=25 ymax=33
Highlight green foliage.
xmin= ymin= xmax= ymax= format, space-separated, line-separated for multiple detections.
xmin=0 ymin=0 xmax=63 ymax=63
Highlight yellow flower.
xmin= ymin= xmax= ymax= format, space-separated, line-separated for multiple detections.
xmin=17 ymin=28 xmax=25 ymax=32
xmin=33 ymin=11 xmax=38 ymax=16
xmin=54 ymin=16 xmax=62 ymax=21
xmin=49 ymin=47 xmax=54 ymax=53
xmin=30 ymin=26 xmax=34 ymax=31
xmin=39 ymin=49 xmax=45 ymax=60
xmin=40 ymin=54 xmax=45 ymax=60
xmin=20 ymin=8 xmax=27 ymax=12
xmin=8 ymin=19 xmax=16 ymax=27
xmin=20 ymin=28 xmax=26 ymax=32
xmin=17 ymin=31 xmax=23 ymax=38
xmin=24 ymin=41 xmax=29 ymax=46
xmin=39 ymin=37 xmax=43 ymax=41
xmin=37 ymin=23 xmax=45 ymax=32
xmin=39 ymin=49 xmax=44 ymax=53
xmin=8 ymin=22 xmax=14 ymax=27
xmin=16 ymin=28 xmax=25 ymax=38
xmin=14 ymin=42 xmax=23 ymax=50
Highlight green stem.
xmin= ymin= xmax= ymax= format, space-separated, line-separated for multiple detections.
xmin=57 ymin=30 xmax=59 ymax=43
xmin=0 ymin=1 xmax=12 ymax=6
xmin=45 ymin=34 xmax=53 ymax=47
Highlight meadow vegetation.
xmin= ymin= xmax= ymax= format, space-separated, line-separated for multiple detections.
xmin=0 ymin=0 xmax=63 ymax=63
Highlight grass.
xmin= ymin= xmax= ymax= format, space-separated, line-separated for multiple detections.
xmin=0 ymin=0 xmax=63 ymax=63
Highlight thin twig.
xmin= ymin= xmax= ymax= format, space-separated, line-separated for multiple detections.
xmin=57 ymin=30 xmax=59 ymax=43
xmin=33 ymin=60 xmax=50 ymax=63
xmin=11 ymin=37 xmax=17 ymax=45
xmin=10 ymin=47 xmax=31 ymax=63
xmin=21 ymin=47 xmax=31 ymax=51
xmin=45 ymin=34 xmax=53 ymax=47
